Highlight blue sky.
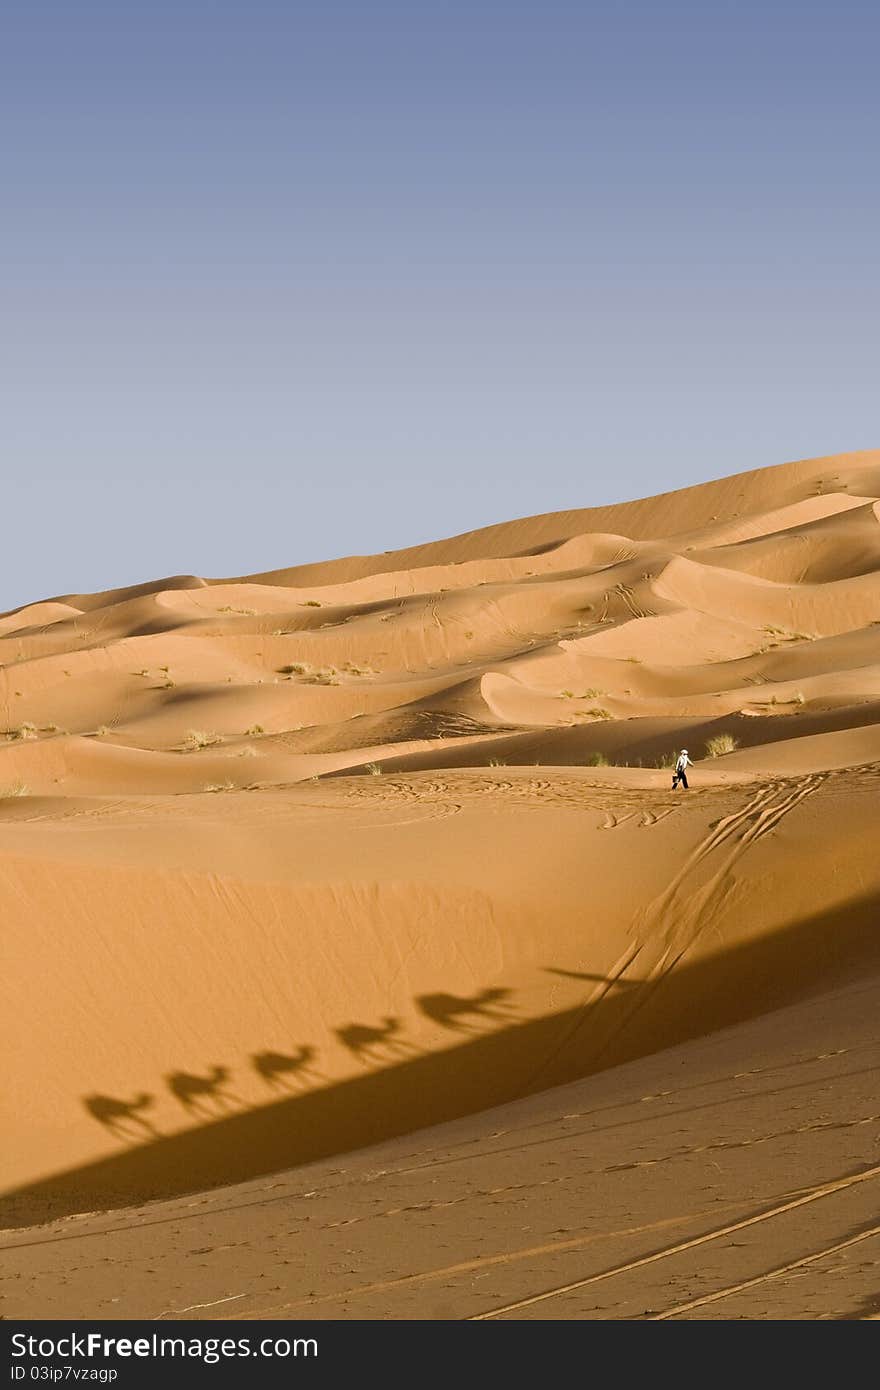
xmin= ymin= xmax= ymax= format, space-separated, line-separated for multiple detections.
xmin=2 ymin=1 xmax=878 ymax=607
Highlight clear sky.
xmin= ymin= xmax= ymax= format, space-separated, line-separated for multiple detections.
xmin=3 ymin=1 xmax=878 ymax=609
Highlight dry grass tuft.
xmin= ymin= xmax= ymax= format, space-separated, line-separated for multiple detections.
xmin=7 ymin=722 xmax=38 ymax=742
xmin=0 ymin=781 xmax=29 ymax=798
xmin=183 ymin=729 xmax=224 ymax=751
xmin=705 ymin=733 xmax=739 ymax=757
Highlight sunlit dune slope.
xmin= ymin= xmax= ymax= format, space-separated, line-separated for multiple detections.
xmin=2 ymin=450 xmax=879 ymax=1225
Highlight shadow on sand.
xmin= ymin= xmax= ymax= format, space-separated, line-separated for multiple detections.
xmin=4 ymin=889 xmax=879 ymax=1229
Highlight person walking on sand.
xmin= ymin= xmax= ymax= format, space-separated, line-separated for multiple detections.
xmin=672 ymin=748 xmax=692 ymax=790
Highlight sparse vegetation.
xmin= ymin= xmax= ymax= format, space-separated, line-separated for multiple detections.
xmin=218 ymin=606 xmax=257 ymax=615
xmin=7 ymin=722 xmax=37 ymax=742
xmin=766 ymin=690 xmax=805 ymax=707
xmin=245 ymin=724 xmax=265 ymax=737
xmin=278 ymin=663 xmax=310 ymax=676
xmin=183 ymin=729 xmax=223 ymax=751
xmin=705 ymin=733 xmax=739 ymax=757
xmin=364 ymin=762 xmax=382 ymax=775
xmin=488 ymin=758 xmax=507 ymax=767
xmin=585 ymin=752 xmax=608 ymax=767
xmin=0 ymin=781 xmax=29 ymax=798
xmin=655 ymin=750 xmax=677 ymax=768
xmin=203 ymin=781 xmax=235 ymax=793
xmin=303 ymin=600 xmax=322 ymax=608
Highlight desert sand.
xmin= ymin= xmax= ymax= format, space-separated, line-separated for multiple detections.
xmin=2 ymin=449 xmax=879 ymax=1319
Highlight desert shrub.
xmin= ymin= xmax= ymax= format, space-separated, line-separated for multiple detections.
xmin=183 ymin=729 xmax=223 ymax=750
xmin=203 ymin=781 xmax=235 ymax=793
xmin=705 ymin=733 xmax=739 ymax=758
xmin=364 ymin=762 xmax=382 ymax=775
xmin=303 ymin=600 xmax=322 ymax=607
xmin=655 ymin=750 xmax=677 ymax=768
xmin=7 ymin=722 xmax=37 ymax=741
xmin=585 ymin=752 xmax=608 ymax=767
xmin=245 ymin=724 xmax=265 ymax=736
xmin=0 ymin=781 xmax=29 ymax=798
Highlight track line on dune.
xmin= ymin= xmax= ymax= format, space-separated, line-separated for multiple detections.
xmin=518 ymin=788 xmax=774 ymax=1089
xmin=228 ymin=1207 xmax=739 ymax=1320
xmin=155 ymin=1292 xmax=247 ymax=1319
xmin=468 ymin=1161 xmax=880 ymax=1319
xmin=277 ymin=1105 xmax=880 ymax=1236
xmin=587 ymin=775 xmax=827 ymax=1067
xmin=649 ymin=1224 xmax=880 ymax=1320
xmin=531 ymin=774 xmax=828 ymax=1086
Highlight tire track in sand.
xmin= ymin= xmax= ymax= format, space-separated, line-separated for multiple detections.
xmin=469 ymin=1159 xmax=880 ymax=1319
xmin=527 ymin=774 xmax=827 ymax=1085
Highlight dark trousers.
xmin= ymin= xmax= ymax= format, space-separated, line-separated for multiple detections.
xmin=672 ymin=769 xmax=688 ymax=789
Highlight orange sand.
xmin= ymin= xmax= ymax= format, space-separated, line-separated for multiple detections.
xmin=2 ymin=450 xmax=879 ymax=1318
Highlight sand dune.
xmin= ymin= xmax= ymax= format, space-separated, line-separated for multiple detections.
xmin=2 ymin=450 xmax=879 ymax=1318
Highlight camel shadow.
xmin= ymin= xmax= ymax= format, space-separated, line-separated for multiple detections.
xmin=335 ymin=1017 xmax=415 ymax=1065
xmin=18 ymin=886 xmax=878 ymax=1228
xmin=166 ymin=1067 xmax=240 ymax=1117
xmin=416 ymin=987 xmax=516 ymax=1031
xmin=83 ymin=1093 xmax=158 ymax=1141
xmin=251 ymin=1047 xmax=324 ymax=1090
